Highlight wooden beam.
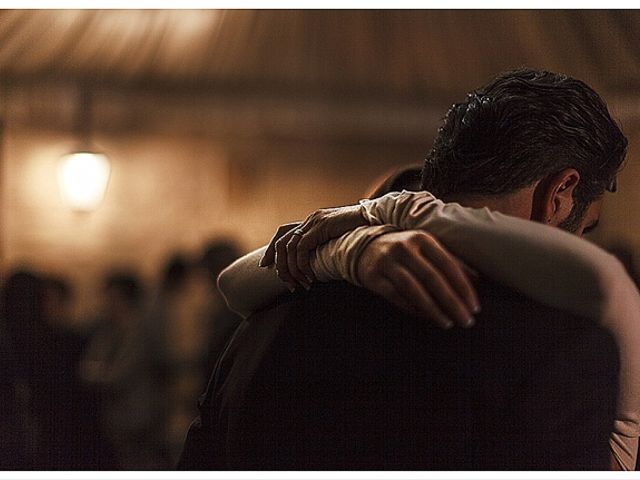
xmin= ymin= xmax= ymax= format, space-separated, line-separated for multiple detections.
xmin=0 ymin=78 xmax=446 ymax=144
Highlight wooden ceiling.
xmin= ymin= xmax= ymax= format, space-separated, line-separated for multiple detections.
xmin=2 ymin=9 xmax=640 ymax=102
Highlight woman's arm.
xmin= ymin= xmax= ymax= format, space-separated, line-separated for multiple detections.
xmin=222 ymin=190 xmax=622 ymax=328
xmin=217 ymin=246 xmax=290 ymax=319
xmin=218 ymin=222 xmax=475 ymax=327
xmin=270 ymin=190 xmax=617 ymax=322
xmin=218 ymin=225 xmax=403 ymax=318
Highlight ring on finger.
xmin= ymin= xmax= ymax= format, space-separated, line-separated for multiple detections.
xmin=291 ymin=228 xmax=305 ymax=237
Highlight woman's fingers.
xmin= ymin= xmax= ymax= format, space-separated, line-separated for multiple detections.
xmin=359 ymin=230 xmax=479 ymax=329
xmin=285 ymin=233 xmax=311 ymax=289
xmin=295 ymin=233 xmax=317 ymax=284
xmin=294 ymin=222 xmax=335 ymax=284
xmin=385 ymin=232 xmax=478 ymax=326
xmin=261 ymin=211 xmax=479 ymax=327
xmin=262 ymin=204 xmax=367 ymax=281
xmin=260 ymin=222 xmax=301 ymax=267
xmin=405 ymin=253 xmax=474 ymax=327
xmin=274 ymin=231 xmax=298 ymax=291
xmin=416 ymin=236 xmax=481 ymax=315
xmin=384 ymin=264 xmax=455 ymax=329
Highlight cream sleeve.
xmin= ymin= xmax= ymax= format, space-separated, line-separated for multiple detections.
xmin=217 ymin=225 xmax=399 ymax=319
xmin=323 ymin=189 xmax=639 ymax=470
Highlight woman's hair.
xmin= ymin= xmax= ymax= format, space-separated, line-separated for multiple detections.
xmin=366 ymin=164 xmax=423 ymax=199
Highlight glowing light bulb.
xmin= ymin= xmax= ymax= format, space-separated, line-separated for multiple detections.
xmin=58 ymin=152 xmax=111 ymax=211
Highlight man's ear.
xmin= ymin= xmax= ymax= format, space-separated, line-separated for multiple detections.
xmin=534 ymin=168 xmax=581 ymax=225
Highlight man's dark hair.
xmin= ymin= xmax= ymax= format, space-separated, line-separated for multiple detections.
xmin=421 ymin=69 xmax=627 ymax=230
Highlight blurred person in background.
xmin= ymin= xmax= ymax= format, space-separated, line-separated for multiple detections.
xmin=79 ymin=270 xmax=159 ymax=470
xmin=147 ymin=253 xmax=215 ymax=465
xmin=146 ymin=242 xmax=242 ymax=466
xmin=0 ymin=269 xmax=43 ymax=469
xmin=0 ymin=269 xmax=89 ymax=469
xmin=0 ymin=304 xmax=30 ymax=469
xmin=40 ymin=275 xmax=112 ymax=469
xmin=42 ymin=276 xmax=75 ymax=330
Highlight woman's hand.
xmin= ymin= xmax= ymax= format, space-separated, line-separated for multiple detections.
xmin=259 ymin=205 xmax=368 ymax=289
xmin=357 ymin=230 xmax=480 ymax=329
xmin=260 ymin=205 xmax=480 ymax=328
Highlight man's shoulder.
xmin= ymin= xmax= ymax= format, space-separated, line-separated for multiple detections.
xmin=185 ymin=279 xmax=618 ymax=470
xmin=239 ymin=278 xmax=616 ymax=378
xmin=250 ymin=277 xmax=602 ymax=336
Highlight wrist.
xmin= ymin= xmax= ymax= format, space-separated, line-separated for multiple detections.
xmin=350 ymin=225 xmax=399 ymax=286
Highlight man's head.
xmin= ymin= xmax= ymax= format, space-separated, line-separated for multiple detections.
xmin=421 ymin=69 xmax=627 ymax=235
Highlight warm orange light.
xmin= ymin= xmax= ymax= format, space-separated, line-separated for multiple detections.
xmin=58 ymin=152 xmax=111 ymax=212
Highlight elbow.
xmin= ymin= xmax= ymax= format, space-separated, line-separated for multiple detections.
xmin=595 ymin=254 xmax=626 ymax=294
xmin=590 ymin=254 xmax=630 ymax=320
xmin=216 ymin=263 xmax=240 ymax=313
xmin=216 ymin=264 xmax=232 ymax=296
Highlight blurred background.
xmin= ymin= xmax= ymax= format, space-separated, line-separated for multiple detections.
xmin=2 ymin=9 xmax=640 ymax=312
xmin=1 ymin=9 xmax=640 ymax=470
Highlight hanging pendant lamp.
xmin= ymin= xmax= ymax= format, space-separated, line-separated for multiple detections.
xmin=58 ymin=87 xmax=111 ymax=212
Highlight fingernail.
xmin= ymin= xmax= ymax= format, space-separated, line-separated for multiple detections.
xmin=472 ymin=304 xmax=481 ymax=314
xmin=301 ymin=281 xmax=311 ymax=291
xmin=464 ymin=316 xmax=475 ymax=328
xmin=443 ymin=320 xmax=454 ymax=329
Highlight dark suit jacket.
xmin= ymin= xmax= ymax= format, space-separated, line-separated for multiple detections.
xmin=178 ymin=279 xmax=619 ymax=470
